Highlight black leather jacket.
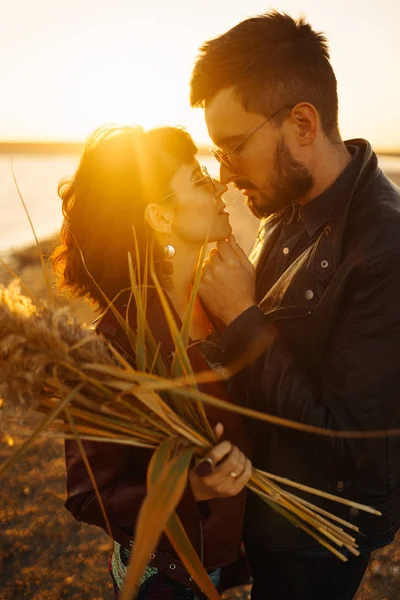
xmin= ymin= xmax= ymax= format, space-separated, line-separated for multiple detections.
xmin=220 ymin=139 xmax=400 ymax=552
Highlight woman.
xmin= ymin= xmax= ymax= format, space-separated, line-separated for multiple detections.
xmin=51 ymin=125 xmax=252 ymax=599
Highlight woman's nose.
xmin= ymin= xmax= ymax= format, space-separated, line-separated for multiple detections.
xmin=215 ymin=179 xmax=228 ymax=195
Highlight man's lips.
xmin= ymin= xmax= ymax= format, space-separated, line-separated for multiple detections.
xmin=234 ymin=184 xmax=257 ymax=196
xmin=241 ymin=188 xmax=257 ymax=197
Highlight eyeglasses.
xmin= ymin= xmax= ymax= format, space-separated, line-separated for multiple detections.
xmin=210 ymin=105 xmax=294 ymax=174
xmin=159 ymin=166 xmax=217 ymax=202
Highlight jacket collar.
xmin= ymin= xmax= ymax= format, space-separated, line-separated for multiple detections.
xmin=299 ymin=143 xmax=366 ymax=238
xmin=306 ymin=139 xmax=378 ymax=282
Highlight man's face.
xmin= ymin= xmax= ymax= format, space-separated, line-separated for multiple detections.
xmin=205 ymin=87 xmax=314 ymax=218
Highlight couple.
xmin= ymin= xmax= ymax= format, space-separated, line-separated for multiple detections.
xmin=54 ymin=11 xmax=400 ymax=600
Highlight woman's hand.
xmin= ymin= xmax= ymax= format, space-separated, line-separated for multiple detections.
xmin=189 ymin=423 xmax=252 ymax=502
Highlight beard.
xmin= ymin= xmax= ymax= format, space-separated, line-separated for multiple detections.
xmin=239 ymin=138 xmax=314 ymax=219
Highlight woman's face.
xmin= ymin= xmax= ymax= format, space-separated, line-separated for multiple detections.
xmin=168 ymin=160 xmax=231 ymax=244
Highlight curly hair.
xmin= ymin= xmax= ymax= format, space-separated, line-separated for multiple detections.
xmin=50 ymin=125 xmax=197 ymax=309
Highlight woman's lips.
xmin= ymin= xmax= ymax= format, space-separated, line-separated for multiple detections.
xmin=218 ymin=205 xmax=230 ymax=216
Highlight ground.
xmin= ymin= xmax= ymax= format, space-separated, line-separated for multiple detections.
xmin=1 ymin=435 xmax=400 ymax=599
xmin=0 ymin=436 xmax=113 ymax=600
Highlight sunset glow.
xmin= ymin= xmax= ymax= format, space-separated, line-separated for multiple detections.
xmin=2 ymin=0 xmax=399 ymax=150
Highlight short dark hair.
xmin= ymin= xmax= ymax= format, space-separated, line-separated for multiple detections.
xmin=50 ymin=125 xmax=197 ymax=309
xmin=190 ymin=11 xmax=339 ymax=139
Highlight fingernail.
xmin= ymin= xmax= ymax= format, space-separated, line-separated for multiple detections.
xmin=195 ymin=457 xmax=213 ymax=477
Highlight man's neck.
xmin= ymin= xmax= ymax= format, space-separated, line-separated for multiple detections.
xmin=298 ymin=142 xmax=352 ymax=206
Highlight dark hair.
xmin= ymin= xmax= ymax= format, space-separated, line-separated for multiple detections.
xmin=50 ymin=125 xmax=197 ymax=308
xmin=190 ymin=11 xmax=339 ymax=139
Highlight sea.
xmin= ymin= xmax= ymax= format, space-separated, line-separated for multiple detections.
xmin=1 ymin=153 xmax=400 ymax=257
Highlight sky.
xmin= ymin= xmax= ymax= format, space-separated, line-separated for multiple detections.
xmin=1 ymin=0 xmax=399 ymax=150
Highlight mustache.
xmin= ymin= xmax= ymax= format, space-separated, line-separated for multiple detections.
xmin=234 ymin=178 xmax=257 ymax=190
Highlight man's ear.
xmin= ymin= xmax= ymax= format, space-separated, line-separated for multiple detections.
xmin=144 ymin=203 xmax=173 ymax=234
xmin=289 ymin=102 xmax=319 ymax=146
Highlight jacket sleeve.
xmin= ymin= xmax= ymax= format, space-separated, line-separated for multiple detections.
xmin=220 ymin=250 xmax=400 ymax=477
xmin=64 ymin=438 xmax=204 ymax=539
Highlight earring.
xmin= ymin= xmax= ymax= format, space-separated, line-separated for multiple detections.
xmin=163 ymin=244 xmax=176 ymax=259
xmin=159 ymin=244 xmax=176 ymax=291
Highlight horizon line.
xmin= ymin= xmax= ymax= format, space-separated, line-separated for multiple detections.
xmin=1 ymin=140 xmax=399 ymax=157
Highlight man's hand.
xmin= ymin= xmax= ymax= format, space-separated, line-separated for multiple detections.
xmin=189 ymin=423 xmax=252 ymax=502
xmin=199 ymin=234 xmax=256 ymax=326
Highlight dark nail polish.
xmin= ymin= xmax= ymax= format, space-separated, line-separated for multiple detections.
xmin=195 ymin=458 xmax=213 ymax=477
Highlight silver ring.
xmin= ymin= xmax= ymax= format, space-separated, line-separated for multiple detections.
xmin=230 ymin=471 xmax=238 ymax=478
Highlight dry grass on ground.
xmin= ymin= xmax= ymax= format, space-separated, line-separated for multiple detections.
xmin=1 ymin=433 xmax=400 ymax=600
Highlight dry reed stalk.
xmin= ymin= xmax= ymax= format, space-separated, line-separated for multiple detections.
xmin=0 ymin=281 xmax=381 ymax=597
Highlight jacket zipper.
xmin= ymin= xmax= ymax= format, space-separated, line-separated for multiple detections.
xmin=336 ymin=437 xmax=345 ymax=493
xmin=273 ymin=309 xmax=312 ymax=322
xmin=260 ymin=303 xmax=312 ymax=321
xmin=199 ymin=521 xmax=204 ymax=564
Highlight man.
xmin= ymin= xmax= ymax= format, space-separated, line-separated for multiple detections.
xmin=190 ymin=11 xmax=400 ymax=600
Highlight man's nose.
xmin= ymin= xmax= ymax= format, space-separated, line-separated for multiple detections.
xmin=220 ymin=162 xmax=237 ymax=185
